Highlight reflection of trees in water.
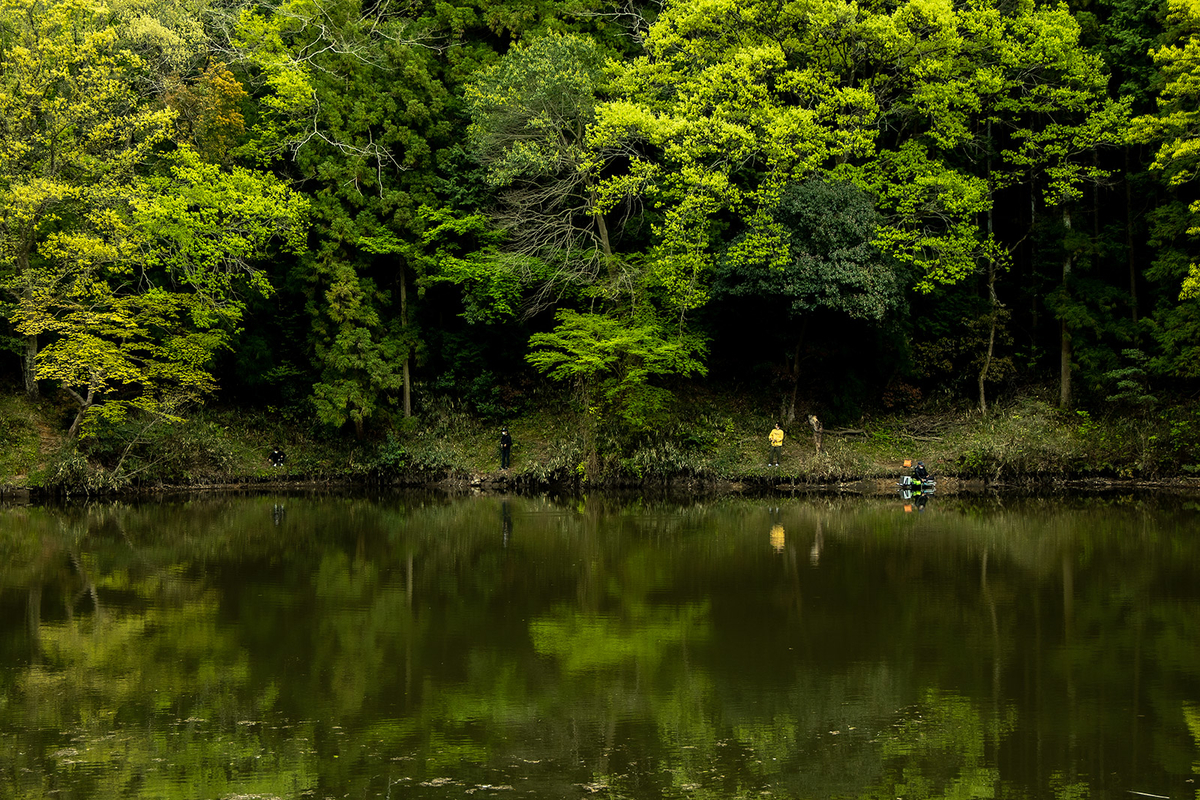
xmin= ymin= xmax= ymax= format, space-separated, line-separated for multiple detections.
xmin=0 ymin=503 xmax=315 ymax=799
xmin=0 ymin=494 xmax=1197 ymax=798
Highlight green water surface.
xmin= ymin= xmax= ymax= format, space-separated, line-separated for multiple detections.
xmin=0 ymin=491 xmax=1196 ymax=800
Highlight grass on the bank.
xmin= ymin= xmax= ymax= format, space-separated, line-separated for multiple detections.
xmin=0 ymin=394 xmax=46 ymax=488
xmin=3 ymin=386 xmax=1199 ymax=492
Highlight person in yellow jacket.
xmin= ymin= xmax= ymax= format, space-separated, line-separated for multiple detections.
xmin=768 ymin=423 xmax=784 ymax=466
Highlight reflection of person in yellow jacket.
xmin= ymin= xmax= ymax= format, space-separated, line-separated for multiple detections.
xmin=770 ymin=523 xmax=785 ymax=552
xmin=768 ymin=424 xmax=784 ymax=465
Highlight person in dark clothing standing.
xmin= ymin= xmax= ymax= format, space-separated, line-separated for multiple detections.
xmin=499 ymin=427 xmax=512 ymax=469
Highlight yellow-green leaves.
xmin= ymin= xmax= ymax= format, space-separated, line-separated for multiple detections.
xmin=14 ymin=271 xmax=227 ymax=436
xmin=0 ymin=0 xmax=310 ymax=435
xmin=591 ymin=0 xmax=1124 ymax=300
xmin=526 ymin=309 xmax=708 ymax=431
xmin=1131 ymin=0 xmax=1200 ymax=297
xmin=134 ymin=148 xmax=310 ymax=314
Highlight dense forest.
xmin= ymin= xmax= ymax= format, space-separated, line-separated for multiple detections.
xmin=3 ymin=0 xmax=1200 ymax=485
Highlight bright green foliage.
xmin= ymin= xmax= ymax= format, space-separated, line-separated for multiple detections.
xmin=16 ymin=279 xmax=226 ymax=436
xmin=594 ymin=0 xmax=878 ymax=307
xmin=11 ymin=148 xmax=308 ymax=438
xmin=135 ymin=149 xmax=310 ymax=317
xmin=111 ymin=0 xmax=212 ymax=71
xmin=1130 ymin=0 xmax=1200 ymax=185
xmin=993 ymin=2 xmax=1131 ymax=207
xmin=415 ymin=207 xmax=522 ymax=325
xmin=465 ymin=29 xmax=712 ymax=436
xmin=1143 ymin=201 xmax=1200 ymax=379
xmin=0 ymin=0 xmax=1173 ymax=459
xmin=526 ymin=309 xmax=707 ymax=431
xmin=594 ymin=0 xmax=1125 ymax=304
xmin=457 ymin=0 xmax=1128 ymax=430
xmin=1131 ymin=0 xmax=1200 ymax=299
xmin=839 ymin=144 xmax=992 ymax=293
xmin=0 ymin=0 xmax=308 ymax=439
xmin=0 ymin=0 xmax=176 ymax=393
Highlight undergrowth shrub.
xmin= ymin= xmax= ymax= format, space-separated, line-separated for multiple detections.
xmin=622 ymin=440 xmax=703 ymax=481
xmin=520 ymin=436 xmax=584 ymax=483
xmin=30 ymin=445 xmax=127 ymax=495
xmin=80 ymin=417 xmax=240 ymax=485
xmin=375 ymin=433 xmax=459 ymax=478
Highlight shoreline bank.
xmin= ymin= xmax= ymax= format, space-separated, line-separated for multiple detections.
xmin=5 ymin=472 xmax=1200 ymax=504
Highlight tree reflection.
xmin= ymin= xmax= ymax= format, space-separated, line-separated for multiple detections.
xmin=0 ymin=502 xmax=315 ymax=799
xmin=0 ymin=494 xmax=1196 ymax=798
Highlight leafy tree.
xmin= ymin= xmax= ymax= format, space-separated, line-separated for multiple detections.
xmin=231 ymin=0 xmax=452 ymax=432
xmin=590 ymin=0 xmax=1125 ymax=414
xmin=463 ymin=29 xmax=708 ymax=458
xmin=11 ymin=150 xmax=308 ymax=439
xmin=715 ymin=179 xmax=906 ymax=421
xmin=526 ymin=308 xmax=707 ymax=472
xmin=1129 ymin=0 xmax=1200 ymax=391
xmin=1130 ymin=0 xmax=1200 ymax=291
xmin=0 ymin=0 xmax=305 ymax=442
xmin=991 ymin=3 xmax=1131 ymax=408
xmin=465 ymin=32 xmax=624 ymax=303
xmin=0 ymin=0 xmax=175 ymax=397
xmin=1144 ymin=201 xmax=1200 ymax=381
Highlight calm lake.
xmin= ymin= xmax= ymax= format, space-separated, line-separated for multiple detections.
xmin=0 ymin=490 xmax=1197 ymax=799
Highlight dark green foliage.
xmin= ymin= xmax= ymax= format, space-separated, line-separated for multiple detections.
xmin=716 ymin=180 xmax=906 ymax=322
xmin=1144 ymin=201 xmax=1200 ymax=380
xmin=1104 ymin=348 xmax=1158 ymax=409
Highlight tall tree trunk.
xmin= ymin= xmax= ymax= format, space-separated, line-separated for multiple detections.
xmin=788 ymin=341 xmax=801 ymax=424
xmin=1060 ymin=206 xmax=1073 ymax=410
xmin=980 ymin=258 xmax=998 ymax=417
xmin=787 ymin=319 xmax=809 ymax=423
xmin=18 ymin=254 xmax=38 ymax=399
xmin=1125 ymin=148 xmax=1139 ymax=325
xmin=23 ymin=333 xmax=38 ymax=399
xmin=596 ymin=203 xmax=613 ymax=262
xmin=590 ymin=185 xmax=614 ymax=270
xmin=979 ymin=154 xmax=997 ymax=417
xmin=400 ymin=263 xmax=411 ymax=418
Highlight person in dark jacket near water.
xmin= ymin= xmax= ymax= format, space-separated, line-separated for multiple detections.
xmin=499 ymin=427 xmax=513 ymax=469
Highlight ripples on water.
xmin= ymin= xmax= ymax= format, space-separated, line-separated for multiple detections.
xmin=0 ymin=492 xmax=1197 ymax=799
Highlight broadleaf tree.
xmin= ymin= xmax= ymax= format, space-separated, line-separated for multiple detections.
xmin=465 ymin=31 xmax=710 ymax=454
xmin=11 ymin=149 xmax=309 ymax=439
